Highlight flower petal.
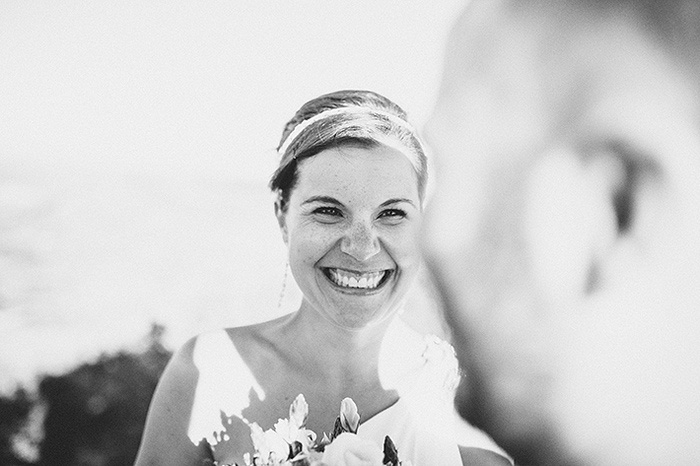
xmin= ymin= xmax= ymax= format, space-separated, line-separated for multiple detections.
xmin=290 ymin=393 xmax=309 ymax=428
xmin=339 ymin=398 xmax=360 ymax=434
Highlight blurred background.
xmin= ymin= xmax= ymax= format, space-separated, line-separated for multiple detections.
xmin=0 ymin=0 xmax=465 ymax=463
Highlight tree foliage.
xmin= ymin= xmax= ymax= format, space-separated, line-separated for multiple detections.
xmin=1 ymin=323 xmax=172 ymax=466
xmin=0 ymin=387 xmax=33 ymax=465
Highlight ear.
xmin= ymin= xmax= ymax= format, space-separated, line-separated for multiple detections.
xmin=274 ymin=201 xmax=289 ymax=245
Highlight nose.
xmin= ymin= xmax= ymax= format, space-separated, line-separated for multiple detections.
xmin=340 ymin=220 xmax=381 ymax=262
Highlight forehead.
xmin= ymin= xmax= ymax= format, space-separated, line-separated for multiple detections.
xmin=292 ymin=145 xmax=420 ymax=202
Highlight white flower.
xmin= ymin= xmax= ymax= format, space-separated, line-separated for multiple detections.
xmin=321 ymin=433 xmax=383 ymax=466
xmin=274 ymin=418 xmax=294 ymax=442
xmin=263 ymin=428 xmax=290 ymax=462
xmin=249 ymin=422 xmax=290 ymax=463
xmin=273 ymin=417 xmax=316 ymax=452
xmin=250 ymin=422 xmax=266 ymax=453
xmin=289 ymin=394 xmax=309 ymax=428
xmin=273 ymin=396 xmax=316 ymax=451
xmin=339 ymin=398 xmax=360 ymax=434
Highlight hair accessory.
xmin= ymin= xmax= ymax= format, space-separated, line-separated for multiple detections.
xmin=277 ymin=106 xmax=418 ymax=157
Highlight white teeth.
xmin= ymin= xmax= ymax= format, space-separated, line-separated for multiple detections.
xmin=328 ymin=269 xmax=387 ymax=290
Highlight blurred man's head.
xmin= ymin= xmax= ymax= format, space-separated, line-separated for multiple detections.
xmin=423 ymin=0 xmax=700 ymax=464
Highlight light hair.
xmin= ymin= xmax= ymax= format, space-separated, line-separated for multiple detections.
xmin=269 ymin=90 xmax=427 ymax=211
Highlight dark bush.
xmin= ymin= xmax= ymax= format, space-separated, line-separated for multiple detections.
xmin=35 ymin=323 xmax=172 ymax=466
xmin=0 ymin=387 xmax=34 ymax=465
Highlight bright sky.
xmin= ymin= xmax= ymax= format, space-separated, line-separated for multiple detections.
xmin=0 ymin=0 xmax=466 ymax=393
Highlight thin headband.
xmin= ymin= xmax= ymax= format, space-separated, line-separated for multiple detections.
xmin=277 ymin=106 xmax=421 ymax=157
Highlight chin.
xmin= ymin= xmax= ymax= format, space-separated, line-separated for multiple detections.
xmin=331 ymin=305 xmax=397 ymax=330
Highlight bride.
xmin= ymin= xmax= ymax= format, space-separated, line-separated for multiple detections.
xmin=134 ymin=90 xmax=511 ymax=465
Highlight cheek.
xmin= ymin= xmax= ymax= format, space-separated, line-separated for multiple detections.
xmin=287 ymin=225 xmax=334 ymax=267
xmin=286 ymin=233 xmax=330 ymax=296
xmin=385 ymin=224 xmax=422 ymax=270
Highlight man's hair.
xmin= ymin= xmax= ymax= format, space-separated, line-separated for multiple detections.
xmin=508 ymin=0 xmax=700 ymax=72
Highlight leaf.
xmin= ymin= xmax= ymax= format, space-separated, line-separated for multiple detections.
xmin=316 ymin=432 xmax=331 ymax=452
xmin=330 ymin=416 xmax=343 ymax=441
xmin=290 ymin=440 xmax=303 ymax=458
xmin=383 ymin=435 xmax=399 ymax=466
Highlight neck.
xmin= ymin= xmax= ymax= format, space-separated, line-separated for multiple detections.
xmin=281 ymin=300 xmax=398 ymax=381
xmin=268 ymin=303 xmax=419 ymax=424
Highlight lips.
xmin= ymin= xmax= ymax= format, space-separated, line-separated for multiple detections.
xmin=322 ymin=267 xmax=392 ymax=290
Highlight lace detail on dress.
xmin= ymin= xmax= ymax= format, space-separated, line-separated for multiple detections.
xmin=415 ymin=334 xmax=461 ymax=398
xmin=423 ymin=335 xmax=460 ymax=393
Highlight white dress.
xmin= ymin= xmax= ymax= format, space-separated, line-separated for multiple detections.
xmin=186 ymin=322 xmax=510 ymax=465
xmin=357 ymin=331 xmax=510 ymax=465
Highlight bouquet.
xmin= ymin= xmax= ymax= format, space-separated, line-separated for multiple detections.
xmin=219 ymin=394 xmax=410 ymax=466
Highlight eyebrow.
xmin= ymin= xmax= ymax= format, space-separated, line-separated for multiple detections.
xmin=380 ymin=198 xmax=417 ymax=209
xmin=301 ymin=196 xmax=344 ymax=206
xmin=301 ymin=196 xmax=417 ymax=209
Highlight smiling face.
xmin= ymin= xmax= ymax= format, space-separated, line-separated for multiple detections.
xmin=423 ymin=4 xmax=700 ymax=465
xmin=278 ymin=144 xmax=422 ymax=329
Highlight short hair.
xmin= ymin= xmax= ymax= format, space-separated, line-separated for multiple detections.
xmin=269 ymin=90 xmax=427 ymax=212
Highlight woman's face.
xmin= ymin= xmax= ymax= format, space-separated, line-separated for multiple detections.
xmin=278 ymin=144 xmax=422 ymax=329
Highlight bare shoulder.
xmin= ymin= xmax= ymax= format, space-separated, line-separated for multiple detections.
xmin=135 ymin=322 xmax=286 ymax=466
xmin=146 ymin=334 xmax=201 ymax=419
xmin=134 ymin=335 xmax=211 ymax=466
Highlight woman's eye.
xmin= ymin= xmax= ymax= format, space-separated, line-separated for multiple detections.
xmin=378 ymin=209 xmax=407 ymax=220
xmin=313 ymin=206 xmax=343 ymax=217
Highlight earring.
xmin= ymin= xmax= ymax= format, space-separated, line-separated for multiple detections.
xmin=277 ymin=262 xmax=289 ymax=312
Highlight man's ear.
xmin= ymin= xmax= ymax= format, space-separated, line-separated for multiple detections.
xmin=274 ymin=201 xmax=289 ymax=245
